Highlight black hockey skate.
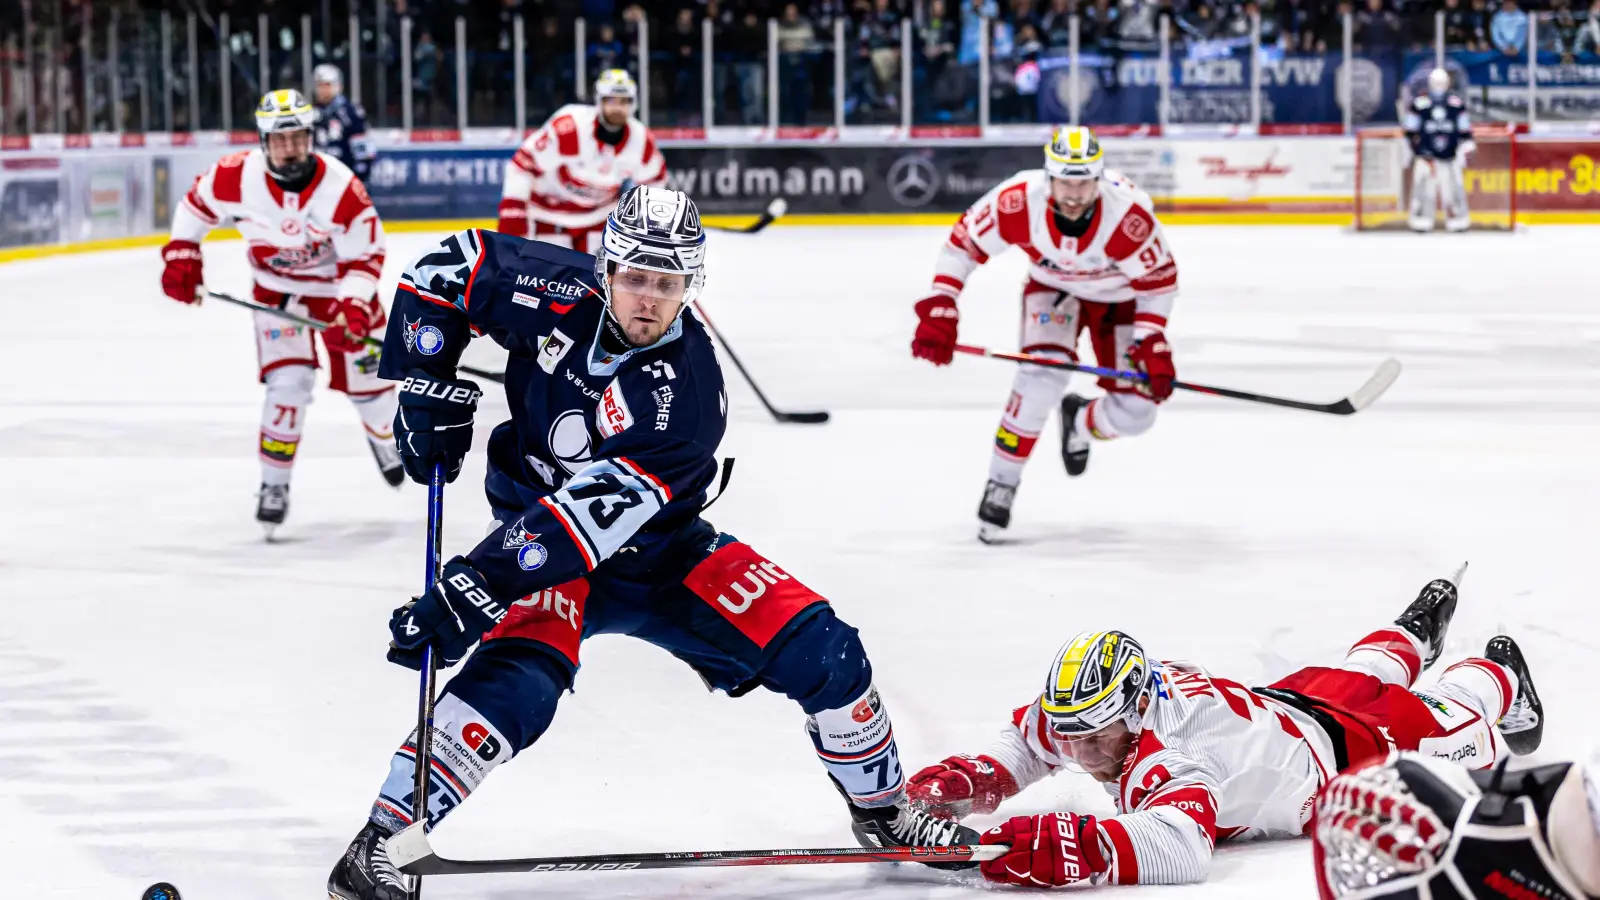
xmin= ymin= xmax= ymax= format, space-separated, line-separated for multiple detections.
xmin=368 ymin=436 xmax=405 ymax=488
xmin=256 ymin=483 xmax=290 ymax=537
xmin=1485 ymin=635 xmax=1543 ymax=756
xmin=977 ymin=479 xmax=1016 ymax=544
xmin=1058 ymin=393 xmax=1092 ymax=477
xmin=328 ymin=821 xmax=412 ymax=900
xmin=844 ymin=793 xmax=983 ymax=869
xmin=1394 ymin=570 xmax=1461 ymax=671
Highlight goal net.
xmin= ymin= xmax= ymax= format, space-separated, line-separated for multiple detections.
xmin=1354 ymin=126 xmax=1517 ymax=231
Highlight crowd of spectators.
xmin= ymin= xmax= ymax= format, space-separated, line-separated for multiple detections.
xmin=4 ymin=0 xmax=1600 ymax=134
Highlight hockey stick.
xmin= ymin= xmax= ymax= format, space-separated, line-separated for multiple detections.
xmin=691 ymin=299 xmax=830 ymax=424
xmin=704 ymin=197 xmax=787 ymax=234
xmin=954 ymin=344 xmax=1402 ymax=416
xmin=202 ymin=289 xmax=507 ymax=385
xmin=407 ymin=462 xmax=447 ymax=900
xmin=387 ymin=823 xmax=1003 ymax=876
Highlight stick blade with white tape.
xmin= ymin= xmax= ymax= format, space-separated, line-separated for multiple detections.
xmin=1339 ymin=357 xmax=1403 ymax=413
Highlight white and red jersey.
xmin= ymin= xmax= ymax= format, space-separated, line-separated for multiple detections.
xmin=172 ymin=149 xmax=385 ymax=303
xmin=502 ymin=104 xmax=667 ymax=229
xmin=932 ymin=169 xmax=1179 ymax=336
xmin=982 ymin=660 xmax=1338 ymax=886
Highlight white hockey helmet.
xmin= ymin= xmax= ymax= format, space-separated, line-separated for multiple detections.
xmin=1044 ymin=125 xmax=1106 ymax=182
xmin=594 ymin=68 xmax=638 ymax=106
xmin=1040 ymin=630 xmax=1152 ymax=737
xmin=254 ymin=89 xmax=317 ymax=182
xmin=596 ymin=186 xmax=707 ymax=320
xmin=314 ymin=64 xmax=344 ymax=88
xmin=1427 ymin=67 xmax=1452 ymax=96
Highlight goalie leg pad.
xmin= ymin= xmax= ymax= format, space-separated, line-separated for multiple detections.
xmin=1409 ymin=160 xmax=1438 ymax=232
xmin=1443 ymin=156 xmax=1471 ymax=232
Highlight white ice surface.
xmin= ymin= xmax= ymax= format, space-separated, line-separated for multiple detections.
xmin=2 ymin=226 xmax=1597 ymax=899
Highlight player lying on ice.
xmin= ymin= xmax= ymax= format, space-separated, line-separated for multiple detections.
xmin=905 ymin=571 xmax=1544 ymax=889
xmin=326 ymin=186 xmax=979 ymax=900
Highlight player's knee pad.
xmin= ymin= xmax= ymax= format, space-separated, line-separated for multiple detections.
xmin=442 ymin=643 xmax=571 ymax=752
xmin=1100 ymin=392 xmax=1158 ymax=437
xmin=759 ymin=607 xmax=872 ymax=716
xmin=263 ymin=364 xmax=316 ymax=409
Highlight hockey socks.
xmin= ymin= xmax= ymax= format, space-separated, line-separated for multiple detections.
xmin=370 ymin=694 xmax=511 ymax=833
xmin=259 ymin=366 xmax=314 ymax=487
xmin=807 ymin=684 xmax=903 ymax=808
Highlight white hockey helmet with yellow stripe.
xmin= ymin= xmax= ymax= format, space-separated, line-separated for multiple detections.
xmin=1040 ymin=630 xmax=1151 ymax=737
xmin=1043 ymin=125 xmax=1106 ymax=181
xmin=594 ymin=68 xmax=639 ymax=104
xmin=255 ymin=88 xmax=317 ymax=135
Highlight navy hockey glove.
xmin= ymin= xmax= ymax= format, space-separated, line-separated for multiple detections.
xmin=387 ymin=558 xmax=509 ymax=670
xmin=394 ymin=368 xmax=481 ymax=484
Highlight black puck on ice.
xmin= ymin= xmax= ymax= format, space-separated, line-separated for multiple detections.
xmin=141 ymin=884 xmax=181 ymax=900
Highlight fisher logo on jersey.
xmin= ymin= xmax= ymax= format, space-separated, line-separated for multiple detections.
xmin=502 ymin=517 xmax=549 ymax=571
xmin=402 ymin=316 xmax=445 ymax=356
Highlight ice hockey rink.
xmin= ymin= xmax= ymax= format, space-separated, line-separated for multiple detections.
xmin=3 ymin=223 xmax=1598 ymax=899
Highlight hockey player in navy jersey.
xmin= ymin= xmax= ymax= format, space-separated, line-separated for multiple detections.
xmin=327 ymin=187 xmax=978 ymax=899
xmin=312 ymin=65 xmax=375 ymax=182
xmin=1405 ymin=68 xmax=1474 ymax=233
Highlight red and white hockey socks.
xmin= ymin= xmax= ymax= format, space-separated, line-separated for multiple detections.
xmin=350 ymin=386 xmax=398 ymax=447
xmin=1073 ymin=394 xmax=1158 ymax=442
xmin=1344 ymin=628 xmax=1427 ymax=687
xmin=1411 ymin=659 xmax=1517 ymax=769
xmin=370 ymin=694 xmax=511 ymax=833
xmin=259 ymin=366 xmax=315 ymax=487
xmin=807 ymin=684 xmax=903 ymax=808
xmin=989 ymin=354 xmax=1072 ymax=486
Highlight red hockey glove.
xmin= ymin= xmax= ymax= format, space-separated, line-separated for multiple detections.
xmin=322 ymin=298 xmax=375 ymax=355
xmin=911 ymin=295 xmax=960 ymax=366
xmin=1126 ymin=330 xmax=1176 ymax=402
xmin=160 ymin=239 xmax=204 ymax=304
xmin=907 ymin=755 xmax=1019 ymax=819
xmin=980 ymin=813 xmax=1107 ymax=888
xmin=496 ymin=198 xmax=530 ymax=238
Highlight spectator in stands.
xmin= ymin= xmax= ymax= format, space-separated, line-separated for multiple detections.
xmin=1354 ymin=0 xmax=1402 ymax=53
xmin=865 ymin=0 xmax=904 ymax=111
xmin=728 ymin=8 xmax=766 ymax=124
xmin=777 ymin=2 xmax=817 ymax=124
xmin=1490 ymin=0 xmax=1529 ymax=56
xmin=959 ymin=0 xmax=1000 ymax=65
xmin=1547 ymin=0 xmax=1584 ymax=60
xmin=1010 ymin=0 xmax=1043 ymax=34
xmin=1579 ymin=0 xmax=1600 ymax=55
xmin=528 ymin=14 xmax=570 ymax=117
xmin=1278 ymin=0 xmax=1324 ymax=50
xmin=666 ymin=8 xmax=701 ymax=121
xmin=617 ymin=4 xmax=645 ymax=54
xmin=588 ymin=22 xmax=625 ymax=75
xmin=412 ymin=27 xmax=441 ymax=125
xmin=919 ymin=0 xmax=967 ymax=119
xmin=1082 ymin=0 xmax=1121 ymax=48
xmin=1041 ymin=0 xmax=1076 ymax=47
xmin=1180 ymin=0 xmax=1224 ymax=40
xmin=1442 ymin=0 xmax=1487 ymax=49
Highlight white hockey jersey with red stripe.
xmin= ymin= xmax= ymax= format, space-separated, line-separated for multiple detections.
xmin=931 ymin=169 xmax=1179 ymax=335
xmin=502 ymin=104 xmax=667 ymax=228
xmin=983 ymin=660 xmax=1339 ymax=885
xmin=172 ymin=149 xmax=385 ymax=302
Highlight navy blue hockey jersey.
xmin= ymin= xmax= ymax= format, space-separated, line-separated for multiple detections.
xmin=379 ymin=228 xmax=727 ymax=601
xmin=1404 ymin=93 xmax=1472 ymax=162
xmin=315 ymin=95 xmax=376 ymax=181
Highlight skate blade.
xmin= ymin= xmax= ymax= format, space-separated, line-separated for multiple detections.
xmin=977 ymin=524 xmax=1007 ymax=545
xmin=1449 ymin=561 xmax=1468 ymax=588
xmin=259 ymin=521 xmax=280 ymax=542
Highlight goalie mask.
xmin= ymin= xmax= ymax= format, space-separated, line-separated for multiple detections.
xmin=595 ymin=186 xmax=706 ymax=348
xmin=255 ymin=89 xmax=318 ymax=184
xmin=1040 ymin=630 xmax=1154 ymax=781
xmin=1314 ymin=751 xmax=1596 ymax=900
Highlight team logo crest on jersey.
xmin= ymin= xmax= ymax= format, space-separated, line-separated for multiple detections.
xmin=547 ymin=410 xmax=594 ymax=475
xmin=538 ymin=329 xmax=574 ymax=374
xmin=403 ymin=317 xmax=445 ymax=356
xmin=502 ymin=518 xmax=548 ymax=571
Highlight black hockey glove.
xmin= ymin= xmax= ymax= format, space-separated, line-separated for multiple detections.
xmin=387 ymin=558 xmax=509 ymax=670
xmin=394 ymin=368 xmax=481 ymax=485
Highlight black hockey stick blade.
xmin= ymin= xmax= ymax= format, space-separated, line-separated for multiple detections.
xmin=691 ymin=300 xmax=829 ymax=425
xmin=387 ymin=822 xmax=1002 ymax=876
xmin=706 ymin=197 xmax=788 ymax=234
xmin=203 ymin=289 xmax=506 ymax=384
